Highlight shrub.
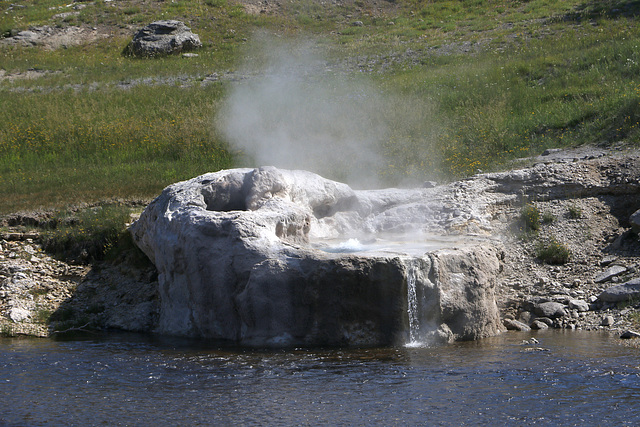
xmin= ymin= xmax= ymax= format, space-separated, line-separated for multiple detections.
xmin=520 ymin=203 xmax=540 ymax=232
xmin=542 ymin=211 xmax=556 ymax=224
xmin=568 ymin=204 xmax=582 ymax=219
xmin=536 ymin=237 xmax=571 ymax=264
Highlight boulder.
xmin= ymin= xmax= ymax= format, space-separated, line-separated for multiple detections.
xmin=130 ymin=167 xmax=504 ymax=347
xmin=530 ymin=320 xmax=549 ymax=330
xmin=620 ymin=330 xmax=640 ymax=339
xmin=504 ymin=318 xmax=530 ymax=332
xmin=598 ymin=278 xmax=640 ymax=303
xmin=126 ymin=20 xmax=202 ymax=57
xmin=533 ymin=301 xmax=567 ymax=318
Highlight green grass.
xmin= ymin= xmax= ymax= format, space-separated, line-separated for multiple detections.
xmin=2 ymin=0 xmax=640 ymax=212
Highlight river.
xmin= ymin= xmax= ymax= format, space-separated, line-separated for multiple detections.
xmin=1 ymin=330 xmax=639 ymax=425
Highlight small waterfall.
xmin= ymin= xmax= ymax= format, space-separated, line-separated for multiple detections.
xmin=405 ymin=261 xmax=424 ymax=348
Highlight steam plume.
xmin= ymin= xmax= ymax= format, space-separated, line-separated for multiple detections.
xmin=216 ymin=34 xmax=390 ymax=188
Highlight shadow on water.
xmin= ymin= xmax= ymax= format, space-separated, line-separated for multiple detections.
xmin=2 ymin=330 xmax=640 ymax=425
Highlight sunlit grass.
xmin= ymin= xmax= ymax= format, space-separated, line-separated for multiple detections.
xmin=0 ymin=84 xmax=233 ymax=213
xmin=2 ymin=0 xmax=640 ymax=211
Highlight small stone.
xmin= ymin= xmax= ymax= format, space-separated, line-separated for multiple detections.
xmin=601 ymin=255 xmax=618 ymax=266
xmin=352 ymin=21 xmax=364 ymax=26
xmin=601 ymin=315 xmax=615 ymax=327
xmin=568 ymin=299 xmax=590 ymax=312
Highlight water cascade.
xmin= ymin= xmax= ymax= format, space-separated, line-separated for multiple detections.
xmin=406 ymin=261 xmax=421 ymax=347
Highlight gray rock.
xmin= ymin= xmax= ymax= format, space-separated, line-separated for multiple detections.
xmin=598 ymin=278 xmax=640 ymax=302
xmin=534 ymin=301 xmax=567 ymax=319
xmin=126 ymin=20 xmax=202 ymax=57
xmin=504 ymin=318 xmax=531 ymax=332
xmin=630 ymin=209 xmax=640 ymax=234
xmin=9 ymin=307 xmax=31 ymax=322
xmin=601 ymin=315 xmax=615 ymax=326
xmin=568 ymin=299 xmax=590 ymax=312
xmin=620 ymin=330 xmax=640 ymax=339
xmin=131 ymin=167 xmax=504 ymax=347
xmin=530 ymin=320 xmax=549 ymax=330
xmin=535 ymin=317 xmax=554 ymax=326
xmin=518 ymin=311 xmax=535 ymax=325
xmin=594 ymin=265 xmax=627 ymax=283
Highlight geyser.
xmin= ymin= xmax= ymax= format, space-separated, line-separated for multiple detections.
xmin=130 ymin=167 xmax=504 ymax=347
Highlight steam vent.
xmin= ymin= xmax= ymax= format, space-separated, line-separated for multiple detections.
xmin=130 ymin=167 xmax=504 ymax=347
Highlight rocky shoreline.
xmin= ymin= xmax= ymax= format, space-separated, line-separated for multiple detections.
xmin=2 ymin=147 xmax=640 ymax=344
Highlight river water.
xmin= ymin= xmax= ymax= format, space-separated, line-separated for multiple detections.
xmin=1 ymin=330 xmax=639 ymax=426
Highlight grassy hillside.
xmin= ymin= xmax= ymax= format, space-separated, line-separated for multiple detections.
xmin=2 ymin=0 xmax=640 ymax=213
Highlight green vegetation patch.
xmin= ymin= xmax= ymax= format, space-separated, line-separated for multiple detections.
xmin=2 ymin=0 xmax=640 ymax=211
xmin=536 ymin=236 xmax=571 ymax=265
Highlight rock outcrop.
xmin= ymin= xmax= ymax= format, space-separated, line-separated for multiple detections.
xmin=5 ymin=149 xmax=640 ymax=342
xmin=130 ymin=167 xmax=504 ymax=346
xmin=125 ymin=20 xmax=202 ymax=57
